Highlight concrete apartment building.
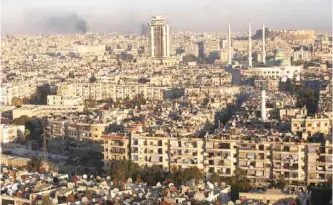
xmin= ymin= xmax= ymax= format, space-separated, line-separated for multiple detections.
xmin=0 ymin=80 xmax=37 ymax=105
xmin=103 ymin=135 xmax=332 ymax=188
xmin=0 ymin=124 xmax=25 ymax=143
xmin=148 ymin=16 xmax=170 ymax=58
xmin=47 ymin=95 xmax=83 ymax=106
xmin=306 ymin=142 xmax=333 ymax=185
xmin=57 ymin=83 xmax=174 ymax=101
xmin=241 ymin=66 xmax=302 ymax=81
xmin=205 ymin=139 xmax=237 ymax=178
xmin=272 ymin=142 xmax=307 ymax=188
xmin=291 ymin=116 xmax=331 ymax=139
xmin=12 ymin=104 xmax=85 ymax=119
xmin=46 ymin=116 xmax=110 ymax=141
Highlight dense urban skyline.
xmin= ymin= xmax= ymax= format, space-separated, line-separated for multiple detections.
xmin=1 ymin=0 xmax=332 ymax=35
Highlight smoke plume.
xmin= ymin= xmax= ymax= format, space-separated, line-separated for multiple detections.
xmin=46 ymin=13 xmax=88 ymax=34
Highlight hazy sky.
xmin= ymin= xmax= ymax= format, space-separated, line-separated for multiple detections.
xmin=1 ymin=0 xmax=332 ymax=34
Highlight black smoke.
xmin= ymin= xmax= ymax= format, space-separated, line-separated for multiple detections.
xmin=46 ymin=13 xmax=88 ymax=34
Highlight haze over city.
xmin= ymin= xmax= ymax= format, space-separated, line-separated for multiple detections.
xmin=2 ymin=0 xmax=332 ymax=34
xmin=1 ymin=0 xmax=332 ymax=205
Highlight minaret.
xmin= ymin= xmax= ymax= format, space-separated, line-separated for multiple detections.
xmin=261 ymin=83 xmax=267 ymax=122
xmin=262 ymin=22 xmax=266 ymax=64
xmin=248 ymin=21 xmax=252 ymax=68
xmin=228 ymin=22 xmax=232 ymax=65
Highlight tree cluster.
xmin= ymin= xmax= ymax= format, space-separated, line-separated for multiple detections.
xmin=279 ymin=79 xmax=319 ymax=114
xmin=167 ymin=167 xmax=203 ymax=185
xmin=107 ymin=160 xmax=165 ymax=186
xmin=27 ymin=157 xmax=43 ymax=173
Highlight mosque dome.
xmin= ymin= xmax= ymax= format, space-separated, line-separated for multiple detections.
xmin=276 ymin=58 xmax=290 ymax=66
xmin=275 ymin=49 xmax=284 ymax=57
xmin=267 ymin=57 xmax=275 ymax=63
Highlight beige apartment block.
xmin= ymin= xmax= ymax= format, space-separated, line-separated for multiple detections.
xmin=306 ymin=142 xmax=332 ymax=185
xmin=272 ymin=142 xmax=307 ymax=188
xmin=237 ymin=142 xmax=272 ymax=187
xmin=291 ymin=116 xmax=330 ymax=139
xmin=103 ymin=135 xmax=129 ymax=170
xmin=46 ymin=117 xmax=109 ymax=141
xmin=205 ymin=139 xmax=237 ymax=177
xmin=279 ymin=107 xmax=307 ymax=121
xmin=12 ymin=105 xmax=85 ymax=119
xmin=57 ymin=83 xmax=170 ymax=101
xmin=131 ymin=135 xmax=169 ymax=170
xmin=102 ymin=135 xmax=332 ymax=189
xmin=0 ymin=125 xmax=25 ymax=143
xmin=169 ymin=137 xmax=204 ymax=170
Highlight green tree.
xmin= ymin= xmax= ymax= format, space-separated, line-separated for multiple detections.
xmin=168 ymin=167 xmax=203 ymax=185
xmin=296 ymin=88 xmax=318 ymax=114
xmin=41 ymin=194 xmax=53 ymax=205
xmin=231 ymin=168 xmax=252 ymax=192
xmin=107 ymin=160 xmax=141 ymax=182
xmin=275 ymin=175 xmax=288 ymax=189
xmin=209 ymin=173 xmax=221 ymax=185
xmin=24 ymin=129 xmax=31 ymax=137
xmin=27 ymin=157 xmax=43 ymax=173
xmin=13 ymin=115 xmax=31 ymax=126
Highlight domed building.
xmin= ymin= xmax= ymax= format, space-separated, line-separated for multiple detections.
xmin=274 ymin=49 xmax=291 ymax=66
xmin=266 ymin=49 xmax=291 ymax=66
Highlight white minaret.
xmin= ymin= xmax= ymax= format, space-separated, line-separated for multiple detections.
xmin=261 ymin=83 xmax=266 ymax=122
xmin=262 ymin=22 xmax=266 ymax=64
xmin=228 ymin=22 xmax=232 ymax=65
xmin=248 ymin=21 xmax=252 ymax=68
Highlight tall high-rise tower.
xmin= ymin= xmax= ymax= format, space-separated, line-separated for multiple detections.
xmin=228 ymin=22 xmax=232 ymax=65
xmin=148 ymin=16 xmax=170 ymax=58
xmin=248 ymin=21 xmax=252 ymax=68
xmin=262 ymin=22 xmax=266 ymax=64
xmin=261 ymin=83 xmax=267 ymax=122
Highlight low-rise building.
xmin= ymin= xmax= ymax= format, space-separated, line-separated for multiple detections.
xmin=12 ymin=105 xmax=85 ymax=119
xmin=0 ymin=125 xmax=25 ymax=143
xmin=291 ymin=115 xmax=330 ymax=138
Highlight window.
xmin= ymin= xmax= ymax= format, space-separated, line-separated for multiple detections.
xmin=307 ymin=123 xmax=312 ymax=127
xmin=293 ymin=123 xmax=298 ymax=127
xmin=317 ymin=123 xmax=320 ymax=128
xmin=325 ymin=123 xmax=328 ymax=126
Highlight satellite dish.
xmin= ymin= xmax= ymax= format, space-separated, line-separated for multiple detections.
xmin=106 ymin=176 xmax=111 ymax=181
xmin=82 ymin=197 xmax=88 ymax=203
xmin=127 ymin=178 xmax=133 ymax=183
xmin=156 ymin=182 xmax=162 ymax=187
xmin=90 ymin=175 xmax=94 ymax=179
xmin=235 ymin=200 xmax=241 ymax=204
xmin=168 ymin=183 xmax=174 ymax=188
xmin=83 ymin=174 xmax=87 ymax=179
xmin=138 ymin=193 xmax=143 ymax=198
xmin=227 ymin=201 xmax=235 ymax=205
xmin=52 ymin=198 xmax=58 ymax=204
xmin=113 ymin=188 xmax=119 ymax=193
xmin=207 ymin=181 xmax=214 ymax=189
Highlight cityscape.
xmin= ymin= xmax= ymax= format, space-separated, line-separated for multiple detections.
xmin=0 ymin=1 xmax=332 ymax=205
